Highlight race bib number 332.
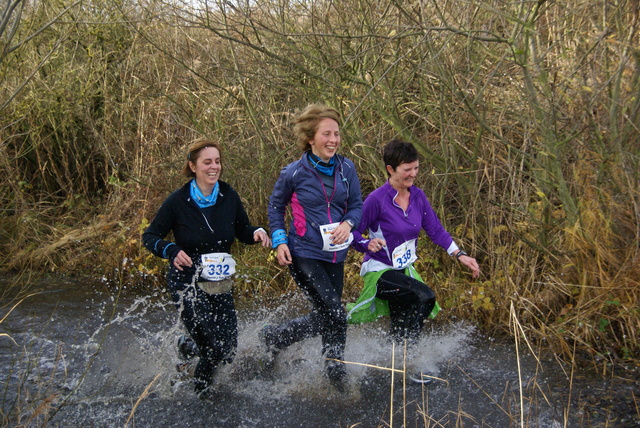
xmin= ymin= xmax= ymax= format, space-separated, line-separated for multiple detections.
xmin=200 ymin=253 xmax=236 ymax=281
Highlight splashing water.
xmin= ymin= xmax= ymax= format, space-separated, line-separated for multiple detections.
xmin=1 ymin=277 xmax=637 ymax=427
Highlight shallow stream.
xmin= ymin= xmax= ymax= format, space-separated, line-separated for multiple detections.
xmin=1 ymin=277 xmax=637 ymax=427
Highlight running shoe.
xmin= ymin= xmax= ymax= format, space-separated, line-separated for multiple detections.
xmin=408 ymin=370 xmax=434 ymax=384
xmin=177 ymin=334 xmax=199 ymax=360
xmin=326 ymin=360 xmax=348 ymax=393
xmin=258 ymin=325 xmax=280 ymax=360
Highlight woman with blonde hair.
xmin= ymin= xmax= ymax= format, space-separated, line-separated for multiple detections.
xmin=262 ymin=104 xmax=363 ymax=391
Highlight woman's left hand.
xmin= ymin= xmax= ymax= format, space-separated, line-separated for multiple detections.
xmin=459 ymin=255 xmax=481 ymax=278
xmin=330 ymin=221 xmax=353 ymax=245
xmin=254 ymin=230 xmax=272 ymax=247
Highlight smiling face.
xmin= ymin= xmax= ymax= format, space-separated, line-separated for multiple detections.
xmin=387 ymin=160 xmax=419 ymax=191
xmin=309 ymin=118 xmax=340 ymax=162
xmin=189 ymin=146 xmax=221 ymax=195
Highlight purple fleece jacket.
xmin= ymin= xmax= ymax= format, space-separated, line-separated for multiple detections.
xmin=351 ymin=181 xmax=456 ymax=268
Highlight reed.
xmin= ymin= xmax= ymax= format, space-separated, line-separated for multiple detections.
xmin=0 ymin=285 xmax=62 ymax=427
xmin=0 ymin=0 xmax=638 ymax=368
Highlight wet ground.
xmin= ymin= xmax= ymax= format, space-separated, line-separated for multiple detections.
xmin=1 ymin=276 xmax=638 ymax=427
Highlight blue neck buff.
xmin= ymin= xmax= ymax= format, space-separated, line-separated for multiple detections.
xmin=308 ymin=152 xmax=336 ymax=176
xmin=190 ymin=179 xmax=219 ymax=208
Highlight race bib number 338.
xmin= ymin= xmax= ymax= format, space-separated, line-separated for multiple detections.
xmin=392 ymin=240 xmax=417 ymax=269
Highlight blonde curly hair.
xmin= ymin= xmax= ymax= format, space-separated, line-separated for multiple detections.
xmin=293 ymin=104 xmax=341 ymax=151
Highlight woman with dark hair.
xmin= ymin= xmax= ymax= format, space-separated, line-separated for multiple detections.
xmin=349 ymin=139 xmax=480 ymax=381
xmin=142 ymin=139 xmax=270 ymax=398
xmin=261 ymin=104 xmax=363 ymax=391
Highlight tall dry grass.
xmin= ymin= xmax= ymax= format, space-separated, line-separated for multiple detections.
xmin=0 ymin=0 xmax=638 ymax=367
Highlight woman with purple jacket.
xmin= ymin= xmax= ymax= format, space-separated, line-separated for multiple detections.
xmin=349 ymin=139 xmax=480 ymax=350
xmin=261 ymin=104 xmax=363 ymax=391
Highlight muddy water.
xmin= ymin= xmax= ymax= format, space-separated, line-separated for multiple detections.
xmin=0 ymin=277 xmax=638 ymax=427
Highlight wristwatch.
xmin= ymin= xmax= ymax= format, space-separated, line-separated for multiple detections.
xmin=455 ymin=250 xmax=468 ymax=260
xmin=343 ymin=219 xmax=355 ymax=229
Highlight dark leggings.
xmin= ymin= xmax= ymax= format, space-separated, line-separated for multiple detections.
xmin=265 ymin=257 xmax=347 ymax=361
xmin=168 ymin=280 xmax=237 ymax=391
xmin=376 ymin=270 xmax=436 ymax=344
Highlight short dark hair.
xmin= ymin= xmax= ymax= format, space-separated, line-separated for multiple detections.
xmin=383 ymin=139 xmax=419 ymax=174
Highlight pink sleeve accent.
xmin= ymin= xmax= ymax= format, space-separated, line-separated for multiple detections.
xmin=291 ymin=193 xmax=306 ymax=236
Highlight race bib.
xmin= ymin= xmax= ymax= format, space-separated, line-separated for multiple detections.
xmin=200 ymin=253 xmax=236 ymax=281
xmin=392 ymin=240 xmax=417 ymax=269
xmin=320 ymin=222 xmax=354 ymax=252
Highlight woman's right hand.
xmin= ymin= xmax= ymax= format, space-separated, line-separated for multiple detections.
xmin=172 ymin=250 xmax=193 ymax=271
xmin=276 ymin=244 xmax=293 ymax=266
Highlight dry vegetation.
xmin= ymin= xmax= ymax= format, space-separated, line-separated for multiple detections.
xmin=1 ymin=0 xmax=639 ymax=370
